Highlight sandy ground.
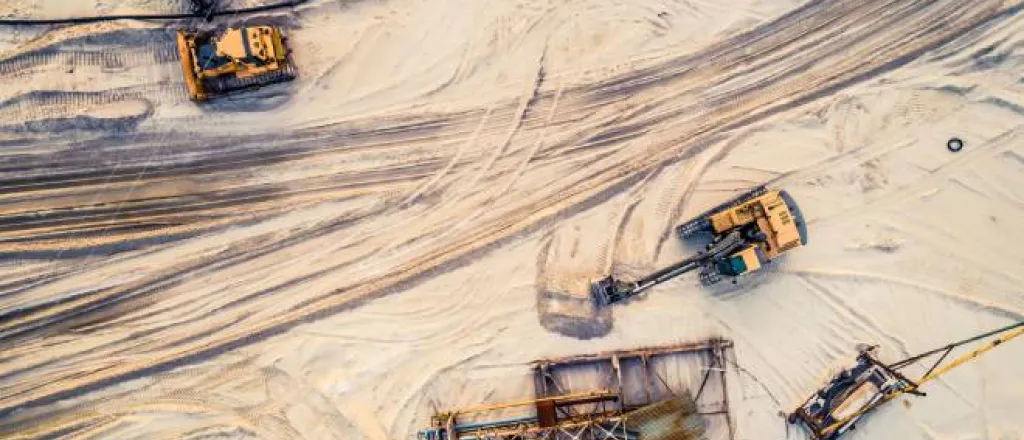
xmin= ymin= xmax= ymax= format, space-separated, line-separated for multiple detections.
xmin=0 ymin=0 xmax=1022 ymax=439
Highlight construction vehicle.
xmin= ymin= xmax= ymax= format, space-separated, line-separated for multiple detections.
xmin=788 ymin=321 xmax=1024 ymax=440
xmin=592 ymin=186 xmax=808 ymax=306
xmin=176 ymin=26 xmax=296 ymax=102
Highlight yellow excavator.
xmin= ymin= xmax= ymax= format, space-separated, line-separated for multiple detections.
xmin=176 ymin=26 xmax=296 ymax=101
xmin=592 ymin=186 xmax=808 ymax=305
xmin=788 ymin=321 xmax=1024 ymax=440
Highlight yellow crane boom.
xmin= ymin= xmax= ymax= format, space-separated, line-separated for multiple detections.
xmin=914 ymin=324 xmax=1024 ymax=386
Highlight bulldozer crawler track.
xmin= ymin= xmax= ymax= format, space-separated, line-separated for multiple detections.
xmin=203 ymin=63 xmax=297 ymax=98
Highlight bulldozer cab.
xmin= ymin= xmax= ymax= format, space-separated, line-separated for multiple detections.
xmin=194 ymin=27 xmax=283 ymax=73
xmin=219 ymin=27 xmax=284 ymax=62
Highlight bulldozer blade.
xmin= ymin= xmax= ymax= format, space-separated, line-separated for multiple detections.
xmin=176 ymin=30 xmax=207 ymax=102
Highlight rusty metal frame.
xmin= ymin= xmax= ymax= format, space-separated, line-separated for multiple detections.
xmin=421 ymin=339 xmax=735 ymax=440
xmin=532 ymin=338 xmax=735 ymax=440
xmin=422 ymin=413 xmax=631 ymax=440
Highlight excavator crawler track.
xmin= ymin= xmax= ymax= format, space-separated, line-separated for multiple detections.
xmin=677 ymin=217 xmax=711 ymax=239
xmin=676 ymin=185 xmax=768 ymax=239
xmin=699 ymin=267 xmax=722 ymax=286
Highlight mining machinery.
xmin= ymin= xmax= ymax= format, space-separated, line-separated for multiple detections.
xmin=176 ymin=26 xmax=296 ymax=101
xmin=592 ymin=186 xmax=808 ymax=306
xmin=788 ymin=321 xmax=1024 ymax=440
xmin=419 ymin=340 xmax=729 ymax=440
xmin=421 ymin=390 xmax=628 ymax=440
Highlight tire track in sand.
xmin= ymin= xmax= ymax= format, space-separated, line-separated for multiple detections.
xmin=0 ymin=0 xmax=1018 ymax=423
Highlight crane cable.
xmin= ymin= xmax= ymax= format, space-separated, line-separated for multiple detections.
xmin=888 ymin=320 xmax=1024 ymax=370
xmin=820 ymin=320 xmax=1024 ymax=437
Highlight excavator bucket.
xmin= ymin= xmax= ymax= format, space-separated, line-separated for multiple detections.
xmin=591 ymin=276 xmax=632 ymax=306
xmin=176 ymin=30 xmax=207 ymax=102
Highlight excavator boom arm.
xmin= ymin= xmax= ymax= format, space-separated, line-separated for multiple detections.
xmin=594 ymin=232 xmax=748 ymax=305
xmin=635 ymin=232 xmax=747 ymax=290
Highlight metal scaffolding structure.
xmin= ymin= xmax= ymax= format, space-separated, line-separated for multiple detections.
xmin=533 ymin=338 xmax=734 ymax=440
xmin=420 ymin=339 xmax=735 ymax=440
xmin=424 ymin=414 xmax=631 ymax=440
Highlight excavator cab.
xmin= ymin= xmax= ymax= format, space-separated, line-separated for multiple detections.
xmin=716 ymin=245 xmax=766 ymax=277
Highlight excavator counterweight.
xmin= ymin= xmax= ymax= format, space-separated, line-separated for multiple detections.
xmin=592 ymin=186 xmax=807 ymax=306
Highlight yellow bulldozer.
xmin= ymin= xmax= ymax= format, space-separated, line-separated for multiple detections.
xmin=176 ymin=26 xmax=296 ymax=102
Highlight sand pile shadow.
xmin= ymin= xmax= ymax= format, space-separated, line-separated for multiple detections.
xmin=536 ymin=288 xmax=612 ymax=339
xmin=535 ymin=231 xmax=614 ymax=339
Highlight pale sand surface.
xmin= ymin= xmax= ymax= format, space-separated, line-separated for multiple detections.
xmin=0 ymin=0 xmax=1022 ymax=439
